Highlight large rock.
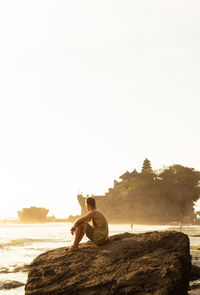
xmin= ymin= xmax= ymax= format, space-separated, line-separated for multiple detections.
xmin=25 ymin=231 xmax=191 ymax=295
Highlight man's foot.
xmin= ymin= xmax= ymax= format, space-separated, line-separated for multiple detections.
xmin=66 ymin=245 xmax=79 ymax=252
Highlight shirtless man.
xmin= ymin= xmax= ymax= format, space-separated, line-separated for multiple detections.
xmin=67 ymin=197 xmax=108 ymax=252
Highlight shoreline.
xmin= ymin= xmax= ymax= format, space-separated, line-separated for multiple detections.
xmin=0 ymin=218 xmax=68 ymax=224
xmin=1 ymin=223 xmax=200 ymax=294
xmin=1 ymin=219 xmax=200 ymax=226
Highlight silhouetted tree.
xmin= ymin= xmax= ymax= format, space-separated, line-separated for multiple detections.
xmin=158 ymin=165 xmax=200 ymax=221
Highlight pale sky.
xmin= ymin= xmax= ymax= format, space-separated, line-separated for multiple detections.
xmin=0 ymin=0 xmax=200 ymax=218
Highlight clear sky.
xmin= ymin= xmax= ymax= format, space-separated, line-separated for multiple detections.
xmin=0 ymin=0 xmax=200 ymax=218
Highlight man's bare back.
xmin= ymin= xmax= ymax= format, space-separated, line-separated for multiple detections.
xmin=86 ymin=209 xmax=105 ymax=228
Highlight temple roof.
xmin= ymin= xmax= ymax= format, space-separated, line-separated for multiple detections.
xmin=130 ymin=169 xmax=139 ymax=176
xmin=119 ymin=171 xmax=130 ymax=179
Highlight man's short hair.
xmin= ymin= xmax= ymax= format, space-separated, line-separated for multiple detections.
xmin=86 ymin=197 xmax=96 ymax=208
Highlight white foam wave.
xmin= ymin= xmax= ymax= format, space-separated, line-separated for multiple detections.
xmin=1 ymin=238 xmax=63 ymax=248
xmin=0 ymin=264 xmax=29 ymax=274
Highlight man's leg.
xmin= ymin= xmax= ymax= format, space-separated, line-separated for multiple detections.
xmin=68 ymin=222 xmax=87 ymax=252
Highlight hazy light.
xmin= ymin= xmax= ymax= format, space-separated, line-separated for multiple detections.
xmin=0 ymin=0 xmax=200 ymax=217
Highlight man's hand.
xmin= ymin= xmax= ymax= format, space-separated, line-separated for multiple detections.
xmin=70 ymin=225 xmax=76 ymax=235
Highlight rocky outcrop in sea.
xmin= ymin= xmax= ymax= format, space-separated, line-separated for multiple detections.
xmin=25 ymin=231 xmax=191 ymax=295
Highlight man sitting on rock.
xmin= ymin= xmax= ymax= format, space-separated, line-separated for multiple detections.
xmin=67 ymin=197 xmax=109 ymax=252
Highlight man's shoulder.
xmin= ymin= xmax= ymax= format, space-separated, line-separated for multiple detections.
xmin=94 ymin=209 xmax=102 ymax=214
xmin=94 ymin=209 xmax=106 ymax=219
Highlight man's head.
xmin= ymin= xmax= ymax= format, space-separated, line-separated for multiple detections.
xmin=85 ymin=197 xmax=96 ymax=211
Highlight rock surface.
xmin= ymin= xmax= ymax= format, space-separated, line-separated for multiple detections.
xmin=0 ymin=280 xmax=24 ymax=290
xmin=190 ymin=265 xmax=200 ymax=281
xmin=25 ymin=231 xmax=191 ymax=295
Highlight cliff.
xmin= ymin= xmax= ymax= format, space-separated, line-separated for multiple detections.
xmin=25 ymin=231 xmax=191 ymax=295
xmin=77 ymin=161 xmax=200 ymax=224
xmin=77 ymin=194 xmax=173 ymax=224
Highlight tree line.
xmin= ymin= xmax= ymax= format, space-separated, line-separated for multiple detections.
xmin=106 ymin=158 xmax=200 ymax=223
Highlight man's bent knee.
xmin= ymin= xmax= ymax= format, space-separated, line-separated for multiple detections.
xmin=77 ymin=222 xmax=87 ymax=231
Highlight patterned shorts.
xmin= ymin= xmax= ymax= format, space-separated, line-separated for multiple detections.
xmin=86 ymin=223 xmax=94 ymax=241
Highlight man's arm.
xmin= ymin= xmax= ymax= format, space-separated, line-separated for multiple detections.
xmin=74 ymin=211 xmax=94 ymax=227
xmin=70 ymin=211 xmax=95 ymax=235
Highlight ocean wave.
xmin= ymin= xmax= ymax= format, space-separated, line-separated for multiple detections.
xmin=26 ymin=247 xmax=48 ymax=251
xmin=0 ymin=264 xmax=29 ymax=274
xmin=11 ymin=264 xmax=30 ymax=273
xmin=0 ymin=267 xmax=10 ymax=274
xmin=0 ymin=280 xmax=24 ymax=290
xmin=0 ymin=238 xmax=63 ymax=248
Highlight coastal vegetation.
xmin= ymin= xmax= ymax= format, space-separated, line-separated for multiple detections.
xmin=78 ymin=159 xmax=200 ymax=224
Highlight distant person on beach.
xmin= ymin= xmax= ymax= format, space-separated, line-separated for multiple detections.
xmin=67 ymin=197 xmax=109 ymax=252
xmin=179 ymin=220 xmax=182 ymax=231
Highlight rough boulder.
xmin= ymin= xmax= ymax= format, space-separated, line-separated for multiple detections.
xmin=25 ymin=231 xmax=191 ymax=295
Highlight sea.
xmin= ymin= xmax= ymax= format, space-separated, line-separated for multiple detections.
xmin=0 ymin=222 xmax=200 ymax=295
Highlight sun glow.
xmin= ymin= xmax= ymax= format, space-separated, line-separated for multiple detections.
xmin=1 ymin=0 xmax=200 ymax=219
